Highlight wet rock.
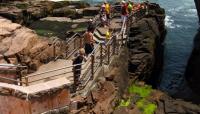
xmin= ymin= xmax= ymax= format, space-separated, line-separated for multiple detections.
xmin=128 ymin=3 xmax=165 ymax=81
xmin=185 ymin=29 xmax=200 ymax=95
xmin=52 ymin=7 xmax=76 ymax=17
xmin=83 ymin=7 xmax=100 ymax=16
xmin=156 ymin=93 xmax=200 ymax=114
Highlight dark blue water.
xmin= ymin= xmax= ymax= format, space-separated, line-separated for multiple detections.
xmin=151 ymin=0 xmax=198 ymax=95
xmin=84 ymin=0 xmax=199 ymax=95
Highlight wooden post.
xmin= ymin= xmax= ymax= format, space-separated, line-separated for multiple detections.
xmin=107 ymin=44 xmax=110 ymax=64
xmin=66 ymin=46 xmax=69 ymax=58
xmin=80 ymin=38 xmax=83 ymax=48
xmin=25 ymin=77 xmax=28 ymax=86
xmin=53 ymin=45 xmax=56 ymax=58
xmin=113 ymin=36 xmax=116 ymax=55
xmin=116 ymin=35 xmax=119 ymax=55
xmin=74 ymin=38 xmax=76 ymax=50
xmin=18 ymin=70 xmax=22 ymax=86
xmin=91 ymin=54 xmax=94 ymax=80
xmin=100 ymin=44 xmax=103 ymax=66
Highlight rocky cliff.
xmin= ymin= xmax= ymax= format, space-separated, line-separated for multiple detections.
xmin=69 ymin=3 xmax=200 ymax=114
xmin=0 ymin=1 xmax=98 ymax=25
xmin=185 ymin=29 xmax=200 ymax=95
xmin=194 ymin=0 xmax=200 ymax=23
xmin=0 ymin=17 xmax=67 ymax=72
xmin=128 ymin=3 xmax=166 ymax=83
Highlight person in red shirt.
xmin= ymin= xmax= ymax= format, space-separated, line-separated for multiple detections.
xmin=121 ymin=1 xmax=128 ymax=23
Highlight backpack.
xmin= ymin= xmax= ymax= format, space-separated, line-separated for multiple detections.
xmin=128 ymin=3 xmax=133 ymax=12
xmin=105 ymin=3 xmax=110 ymax=14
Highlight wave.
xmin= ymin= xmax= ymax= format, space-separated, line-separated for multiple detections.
xmin=165 ymin=15 xmax=175 ymax=28
xmin=165 ymin=15 xmax=183 ymax=29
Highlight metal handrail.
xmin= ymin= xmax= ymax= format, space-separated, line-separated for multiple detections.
xmin=24 ymin=63 xmax=83 ymax=78
xmin=65 ymin=33 xmax=80 ymax=43
xmin=0 ymin=64 xmax=27 ymax=68
xmin=9 ymin=10 xmax=128 ymax=86
xmin=0 ymin=76 xmax=26 ymax=84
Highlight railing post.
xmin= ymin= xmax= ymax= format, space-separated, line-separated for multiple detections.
xmin=116 ymin=35 xmax=119 ymax=55
xmin=91 ymin=54 xmax=94 ymax=80
xmin=66 ymin=46 xmax=69 ymax=58
xmin=74 ymin=38 xmax=76 ymax=50
xmin=113 ymin=36 xmax=116 ymax=55
xmin=107 ymin=44 xmax=110 ymax=64
xmin=25 ymin=77 xmax=29 ymax=86
xmin=18 ymin=70 xmax=22 ymax=86
xmin=100 ymin=44 xmax=103 ymax=66
xmin=53 ymin=44 xmax=56 ymax=58
xmin=80 ymin=38 xmax=83 ymax=48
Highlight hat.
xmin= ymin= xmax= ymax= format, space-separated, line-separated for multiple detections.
xmin=122 ymin=0 xmax=126 ymax=3
xmin=79 ymin=48 xmax=85 ymax=55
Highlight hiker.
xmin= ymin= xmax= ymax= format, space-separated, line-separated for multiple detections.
xmin=83 ymin=30 xmax=95 ymax=56
xmin=72 ymin=48 xmax=87 ymax=89
xmin=87 ymin=19 xmax=95 ymax=33
xmin=100 ymin=13 xmax=107 ymax=27
xmin=127 ymin=0 xmax=133 ymax=15
xmin=100 ymin=2 xmax=106 ymax=13
xmin=105 ymin=1 xmax=111 ymax=25
xmin=121 ymin=0 xmax=128 ymax=23
xmin=100 ymin=2 xmax=109 ymax=27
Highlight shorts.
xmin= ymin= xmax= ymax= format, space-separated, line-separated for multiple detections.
xmin=106 ymin=14 xmax=110 ymax=19
xmin=85 ymin=43 xmax=94 ymax=55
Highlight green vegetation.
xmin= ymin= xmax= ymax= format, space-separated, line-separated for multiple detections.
xmin=116 ymin=84 xmax=157 ymax=114
xmin=118 ymin=98 xmax=131 ymax=107
xmin=35 ymin=29 xmax=56 ymax=37
xmin=128 ymin=84 xmax=152 ymax=98
xmin=72 ymin=27 xmax=86 ymax=32
xmin=136 ymin=99 xmax=157 ymax=114
xmin=15 ymin=3 xmax=28 ymax=9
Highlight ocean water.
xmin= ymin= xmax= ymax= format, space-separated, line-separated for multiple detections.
xmin=84 ymin=0 xmax=199 ymax=95
xmin=151 ymin=0 xmax=198 ymax=95
xmin=133 ymin=0 xmax=198 ymax=95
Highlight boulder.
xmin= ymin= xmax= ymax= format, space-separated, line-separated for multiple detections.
xmin=52 ymin=6 xmax=76 ymax=17
xmin=0 ymin=17 xmax=67 ymax=72
xmin=83 ymin=7 xmax=100 ymax=16
xmin=0 ymin=6 xmax=23 ymax=22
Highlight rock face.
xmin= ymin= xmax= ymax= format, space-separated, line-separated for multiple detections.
xmin=185 ymin=29 xmax=200 ymax=95
xmin=155 ymin=92 xmax=200 ymax=114
xmin=194 ymin=0 xmax=200 ymax=23
xmin=0 ymin=17 xmax=67 ymax=72
xmin=128 ymin=3 xmax=166 ymax=82
xmin=0 ymin=1 xmax=95 ymax=24
xmin=112 ymin=90 xmax=200 ymax=114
